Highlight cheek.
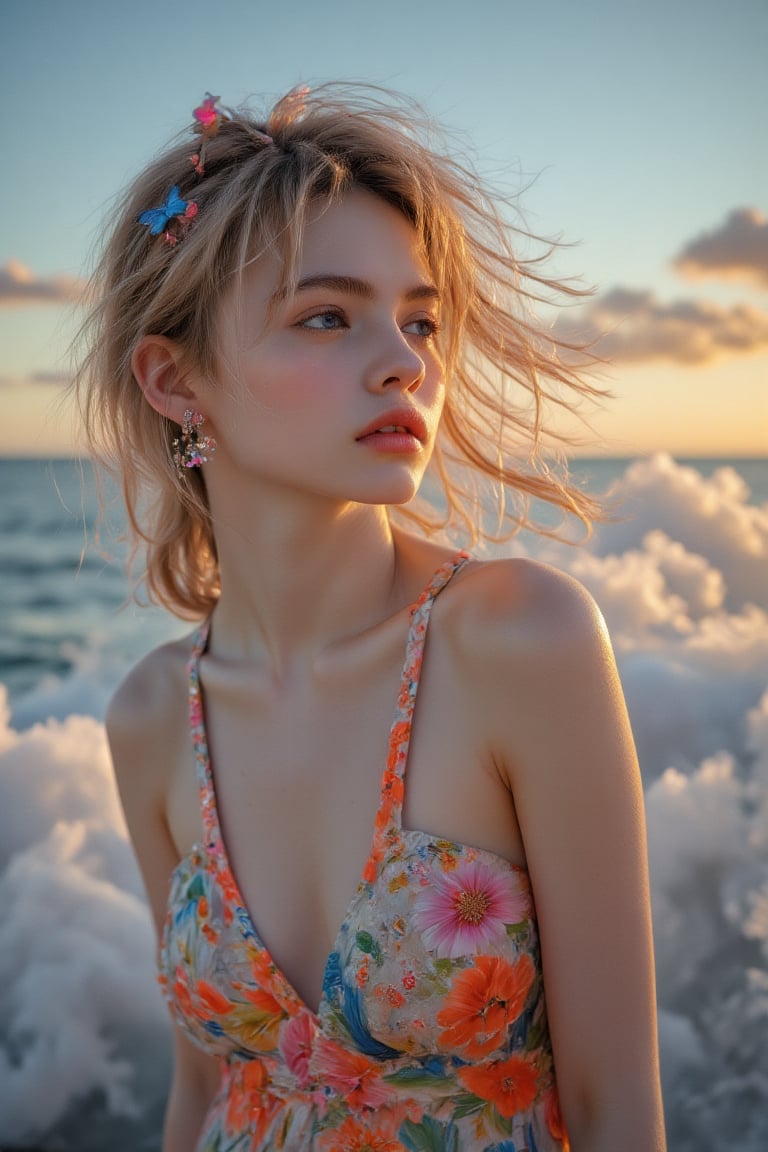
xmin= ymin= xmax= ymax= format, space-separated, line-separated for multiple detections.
xmin=233 ymin=348 xmax=335 ymax=417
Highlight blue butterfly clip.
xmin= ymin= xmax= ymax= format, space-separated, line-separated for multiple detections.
xmin=138 ymin=186 xmax=196 ymax=236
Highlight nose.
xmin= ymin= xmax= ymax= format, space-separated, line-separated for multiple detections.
xmin=363 ymin=323 xmax=426 ymax=394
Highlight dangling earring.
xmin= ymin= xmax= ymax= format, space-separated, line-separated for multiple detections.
xmin=172 ymin=409 xmax=216 ymax=478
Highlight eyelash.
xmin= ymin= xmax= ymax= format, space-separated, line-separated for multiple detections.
xmin=297 ymin=309 xmax=442 ymax=340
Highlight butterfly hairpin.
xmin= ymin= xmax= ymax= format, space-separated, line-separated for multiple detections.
xmin=137 ymin=186 xmax=198 ymax=245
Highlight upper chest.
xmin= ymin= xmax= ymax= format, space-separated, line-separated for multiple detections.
xmin=171 ymin=613 xmax=485 ymax=844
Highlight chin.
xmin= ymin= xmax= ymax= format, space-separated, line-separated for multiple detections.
xmin=355 ymin=476 xmax=423 ymax=507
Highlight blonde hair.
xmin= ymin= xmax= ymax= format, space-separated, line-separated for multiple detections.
xmin=75 ymin=83 xmax=603 ymax=620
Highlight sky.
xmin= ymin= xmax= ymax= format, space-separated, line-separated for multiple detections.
xmin=1 ymin=0 xmax=766 ymax=457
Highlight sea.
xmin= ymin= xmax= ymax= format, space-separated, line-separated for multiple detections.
xmin=1 ymin=454 xmax=767 ymax=1151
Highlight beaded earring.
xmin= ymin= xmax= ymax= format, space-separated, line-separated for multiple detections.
xmin=172 ymin=410 xmax=216 ymax=478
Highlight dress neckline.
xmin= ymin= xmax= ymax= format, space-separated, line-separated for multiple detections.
xmin=185 ymin=550 xmax=470 ymax=1017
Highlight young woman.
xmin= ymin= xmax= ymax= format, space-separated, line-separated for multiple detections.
xmin=76 ymin=86 xmax=666 ymax=1151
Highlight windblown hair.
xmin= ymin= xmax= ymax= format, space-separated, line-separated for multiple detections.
xmin=75 ymin=83 xmax=603 ymax=620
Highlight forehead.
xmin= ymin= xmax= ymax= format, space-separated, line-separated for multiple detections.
xmin=237 ymin=189 xmax=432 ymax=304
xmin=298 ymin=188 xmax=430 ymax=280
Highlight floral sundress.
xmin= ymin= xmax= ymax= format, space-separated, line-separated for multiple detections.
xmin=158 ymin=553 xmax=569 ymax=1151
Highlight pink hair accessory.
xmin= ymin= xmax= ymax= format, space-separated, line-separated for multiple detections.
xmin=191 ymin=93 xmax=229 ymax=176
xmin=193 ymin=92 xmax=273 ymax=147
xmin=193 ymin=93 xmax=226 ymax=136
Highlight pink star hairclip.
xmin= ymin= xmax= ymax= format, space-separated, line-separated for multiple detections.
xmin=193 ymin=93 xmax=226 ymax=137
xmin=190 ymin=93 xmax=229 ymax=175
xmin=190 ymin=91 xmax=272 ymax=173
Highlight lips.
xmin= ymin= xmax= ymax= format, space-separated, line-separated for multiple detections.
xmin=355 ymin=407 xmax=429 ymax=444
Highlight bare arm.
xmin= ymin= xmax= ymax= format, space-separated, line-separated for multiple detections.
xmin=163 ymin=1025 xmax=223 ymax=1152
xmin=107 ymin=647 xmax=222 ymax=1152
xmin=478 ymin=562 xmax=666 ymax=1150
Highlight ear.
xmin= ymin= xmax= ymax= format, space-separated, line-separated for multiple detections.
xmin=131 ymin=335 xmax=200 ymax=425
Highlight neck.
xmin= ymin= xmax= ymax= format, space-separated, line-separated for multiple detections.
xmin=204 ymin=479 xmax=409 ymax=666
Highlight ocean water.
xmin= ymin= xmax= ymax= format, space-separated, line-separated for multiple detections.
xmin=1 ymin=454 xmax=767 ymax=1150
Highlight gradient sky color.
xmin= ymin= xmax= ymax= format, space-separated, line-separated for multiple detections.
xmin=2 ymin=0 xmax=766 ymax=456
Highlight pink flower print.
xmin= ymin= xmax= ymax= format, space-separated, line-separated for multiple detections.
xmin=279 ymin=1010 xmax=315 ymax=1088
xmin=413 ymin=859 xmax=529 ymax=959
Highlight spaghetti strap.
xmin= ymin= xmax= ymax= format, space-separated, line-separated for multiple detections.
xmin=186 ymin=619 xmax=219 ymax=852
xmin=363 ymin=550 xmax=470 ymax=879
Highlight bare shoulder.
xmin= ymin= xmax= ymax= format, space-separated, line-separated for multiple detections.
xmin=107 ymin=636 xmax=195 ymax=777
xmin=440 ymin=556 xmax=628 ymax=788
xmin=107 ymin=636 xmax=192 ymax=741
xmin=106 ymin=635 xmax=197 ymax=933
xmin=106 ymin=633 xmax=197 ymax=817
xmin=447 ymin=555 xmax=610 ymax=673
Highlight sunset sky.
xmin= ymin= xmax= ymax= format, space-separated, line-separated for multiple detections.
xmin=2 ymin=0 xmax=766 ymax=457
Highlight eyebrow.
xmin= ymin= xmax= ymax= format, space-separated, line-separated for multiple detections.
xmin=287 ymin=274 xmax=441 ymax=303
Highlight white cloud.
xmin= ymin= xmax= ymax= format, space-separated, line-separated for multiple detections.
xmin=0 ymin=697 xmax=170 ymax=1145
xmin=590 ymin=454 xmax=768 ymax=614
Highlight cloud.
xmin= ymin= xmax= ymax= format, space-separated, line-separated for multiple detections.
xmin=555 ymin=286 xmax=768 ymax=364
xmin=0 ymin=693 xmax=171 ymax=1146
xmin=674 ymin=208 xmax=768 ymax=289
xmin=0 ymin=259 xmax=85 ymax=307
xmin=0 ymin=371 xmax=71 ymax=388
xmin=516 ymin=454 xmax=768 ymax=779
xmin=589 ymin=454 xmax=768 ymax=615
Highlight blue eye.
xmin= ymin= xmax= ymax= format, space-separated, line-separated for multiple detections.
xmin=404 ymin=317 xmax=441 ymax=339
xmin=299 ymin=310 xmax=347 ymax=330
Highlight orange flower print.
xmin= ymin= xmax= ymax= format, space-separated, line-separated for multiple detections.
xmin=225 ymin=1058 xmax=280 ymax=1142
xmin=375 ymin=983 xmax=406 ymax=1008
xmin=436 ymin=953 xmax=535 ymax=1058
xmin=241 ymin=985 xmax=283 ymax=1015
xmin=217 ymin=865 xmax=240 ymax=905
xmin=195 ymin=979 xmax=234 ymax=1017
xmin=171 ymin=966 xmax=193 ymax=1017
xmin=545 ymin=1085 xmax=570 ymax=1147
xmin=318 ymin=1114 xmax=402 ymax=1152
xmin=314 ymin=1037 xmax=390 ymax=1108
xmin=388 ymin=720 xmax=411 ymax=758
xmin=458 ymin=1054 xmax=540 ymax=1118
xmin=387 ymin=872 xmax=408 ymax=893
xmin=202 ymin=923 xmax=219 ymax=945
